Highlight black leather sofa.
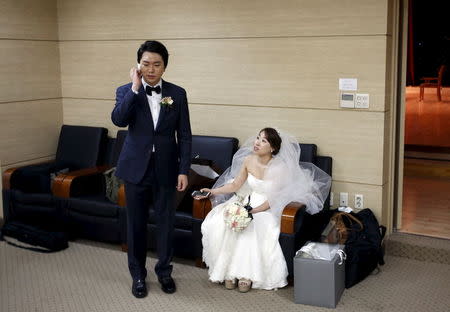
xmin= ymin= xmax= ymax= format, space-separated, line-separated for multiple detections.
xmin=2 ymin=125 xmax=108 ymax=231
xmin=47 ymin=131 xmax=239 ymax=258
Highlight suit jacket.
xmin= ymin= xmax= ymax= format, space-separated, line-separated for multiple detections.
xmin=111 ymin=80 xmax=192 ymax=186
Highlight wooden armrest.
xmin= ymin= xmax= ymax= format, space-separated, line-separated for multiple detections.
xmin=52 ymin=165 xmax=110 ymax=198
xmin=2 ymin=160 xmax=54 ymax=190
xmin=280 ymin=202 xmax=305 ymax=234
xmin=193 ymin=198 xmax=212 ymax=219
xmin=2 ymin=168 xmax=18 ymax=190
xmin=118 ymin=184 xmax=126 ymax=207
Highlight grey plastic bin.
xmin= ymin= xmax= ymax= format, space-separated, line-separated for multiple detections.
xmin=294 ymin=249 xmax=345 ymax=308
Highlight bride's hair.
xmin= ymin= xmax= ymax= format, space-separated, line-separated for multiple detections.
xmin=260 ymin=127 xmax=281 ymax=155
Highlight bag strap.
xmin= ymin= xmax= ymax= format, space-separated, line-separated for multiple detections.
xmin=378 ymin=225 xmax=387 ymax=265
xmin=332 ymin=212 xmax=364 ymax=231
xmin=2 ymin=236 xmax=55 ymax=253
xmin=343 ymin=213 xmax=364 ymax=230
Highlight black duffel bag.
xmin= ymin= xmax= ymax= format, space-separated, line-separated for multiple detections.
xmin=0 ymin=221 xmax=68 ymax=253
xmin=344 ymin=208 xmax=386 ymax=288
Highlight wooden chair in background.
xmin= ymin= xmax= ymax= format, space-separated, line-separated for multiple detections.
xmin=419 ymin=65 xmax=446 ymax=101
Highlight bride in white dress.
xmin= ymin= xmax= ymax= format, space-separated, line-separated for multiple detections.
xmin=196 ymin=128 xmax=331 ymax=292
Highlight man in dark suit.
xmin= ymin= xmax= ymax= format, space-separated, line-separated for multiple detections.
xmin=111 ymin=40 xmax=192 ymax=298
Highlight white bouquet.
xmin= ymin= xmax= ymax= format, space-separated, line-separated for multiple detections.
xmin=223 ymin=201 xmax=253 ymax=232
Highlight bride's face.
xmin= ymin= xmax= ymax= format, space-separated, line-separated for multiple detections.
xmin=253 ymin=131 xmax=272 ymax=156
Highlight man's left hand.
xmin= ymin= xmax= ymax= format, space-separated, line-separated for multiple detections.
xmin=177 ymin=174 xmax=188 ymax=192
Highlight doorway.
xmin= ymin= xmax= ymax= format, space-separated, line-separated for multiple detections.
xmin=400 ymin=0 xmax=450 ymax=239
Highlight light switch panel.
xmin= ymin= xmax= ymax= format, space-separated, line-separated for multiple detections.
xmin=355 ymin=93 xmax=369 ymax=108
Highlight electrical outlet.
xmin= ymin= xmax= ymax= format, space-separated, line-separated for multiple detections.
xmin=330 ymin=192 xmax=334 ymax=207
xmin=339 ymin=192 xmax=348 ymax=207
xmin=355 ymin=194 xmax=364 ymax=209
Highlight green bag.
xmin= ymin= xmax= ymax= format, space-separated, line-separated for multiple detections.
xmin=103 ymin=167 xmax=123 ymax=203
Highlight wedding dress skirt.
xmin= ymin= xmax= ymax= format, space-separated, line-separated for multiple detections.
xmin=201 ymin=174 xmax=288 ymax=290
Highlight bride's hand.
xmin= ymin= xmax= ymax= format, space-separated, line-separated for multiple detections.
xmin=193 ymin=188 xmax=212 ymax=200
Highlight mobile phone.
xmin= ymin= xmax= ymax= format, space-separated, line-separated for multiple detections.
xmin=137 ymin=63 xmax=142 ymax=71
xmin=192 ymin=190 xmax=211 ymax=198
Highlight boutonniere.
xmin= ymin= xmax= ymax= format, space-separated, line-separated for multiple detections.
xmin=160 ymin=97 xmax=174 ymax=108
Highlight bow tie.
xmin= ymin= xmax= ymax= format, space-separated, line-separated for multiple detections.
xmin=145 ymin=85 xmax=161 ymax=96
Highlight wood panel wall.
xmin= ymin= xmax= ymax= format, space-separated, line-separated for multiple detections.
xmin=0 ymin=0 xmax=62 ymax=170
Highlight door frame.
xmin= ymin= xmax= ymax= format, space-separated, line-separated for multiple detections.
xmin=389 ymin=0 xmax=409 ymax=231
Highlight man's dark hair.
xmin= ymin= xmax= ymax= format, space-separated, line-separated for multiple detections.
xmin=137 ymin=40 xmax=169 ymax=68
xmin=260 ymin=127 xmax=282 ymax=155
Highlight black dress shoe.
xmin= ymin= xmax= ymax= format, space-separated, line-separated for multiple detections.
xmin=132 ymin=279 xmax=147 ymax=298
xmin=158 ymin=276 xmax=176 ymax=294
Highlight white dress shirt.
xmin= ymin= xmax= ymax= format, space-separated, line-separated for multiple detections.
xmin=131 ymin=79 xmax=162 ymax=152
xmin=142 ymin=78 xmax=162 ymax=130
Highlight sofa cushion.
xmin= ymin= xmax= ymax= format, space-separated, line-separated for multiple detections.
xmin=11 ymin=189 xmax=54 ymax=205
xmin=9 ymin=190 xmax=62 ymax=230
xmin=68 ymin=195 xmax=119 ymax=218
xmin=67 ymin=211 xmax=122 ymax=243
xmin=148 ymin=209 xmax=193 ymax=231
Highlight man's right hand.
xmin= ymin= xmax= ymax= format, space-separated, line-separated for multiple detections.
xmin=130 ymin=66 xmax=142 ymax=92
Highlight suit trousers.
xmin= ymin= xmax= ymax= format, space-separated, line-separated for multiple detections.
xmin=124 ymin=154 xmax=176 ymax=281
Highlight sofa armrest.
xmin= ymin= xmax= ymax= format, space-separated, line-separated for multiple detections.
xmin=281 ymin=202 xmax=305 ymax=234
xmin=52 ymin=165 xmax=110 ymax=198
xmin=192 ymin=199 xmax=305 ymax=230
xmin=118 ymin=184 xmax=126 ymax=207
xmin=2 ymin=168 xmax=17 ymax=190
xmin=193 ymin=198 xmax=212 ymax=219
xmin=2 ymin=160 xmax=54 ymax=190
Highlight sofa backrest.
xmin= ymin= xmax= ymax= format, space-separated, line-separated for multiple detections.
xmin=315 ymin=155 xmax=333 ymax=209
xmin=55 ymin=125 xmax=108 ymax=169
xmin=103 ymin=132 xmax=239 ymax=172
xmin=101 ymin=130 xmax=127 ymax=167
xmin=191 ymin=135 xmax=239 ymax=172
xmin=298 ymin=143 xmax=332 ymax=210
xmin=101 ymin=137 xmax=116 ymax=166
xmin=299 ymin=143 xmax=317 ymax=163
xmin=315 ymin=156 xmax=332 ymax=177
xmin=111 ymin=130 xmax=128 ymax=167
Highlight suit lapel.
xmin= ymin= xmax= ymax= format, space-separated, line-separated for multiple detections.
xmin=155 ymin=80 xmax=168 ymax=130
